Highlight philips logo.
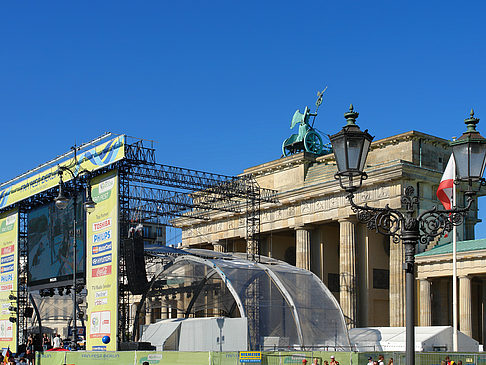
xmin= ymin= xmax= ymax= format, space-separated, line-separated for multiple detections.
xmin=1 ymin=264 xmax=13 ymax=273
xmin=92 ymin=253 xmax=112 ymax=266
xmin=92 ymin=242 xmax=112 ymax=255
xmin=1 ymin=255 xmax=14 ymax=265
xmin=1 ymin=274 xmax=13 ymax=283
xmin=93 ymin=230 xmax=111 ymax=243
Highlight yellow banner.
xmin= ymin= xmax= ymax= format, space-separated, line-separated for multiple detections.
xmin=86 ymin=170 xmax=119 ymax=351
xmin=0 ymin=210 xmax=18 ymax=353
xmin=0 ymin=135 xmax=125 ymax=210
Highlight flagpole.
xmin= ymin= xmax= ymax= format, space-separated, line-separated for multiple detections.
xmin=452 ymin=156 xmax=458 ymax=352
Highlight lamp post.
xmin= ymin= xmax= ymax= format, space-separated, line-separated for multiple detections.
xmin=54 ymin=147 xmax=96 ymax=349
xmin=330 ymin=105 xmax=486 ymax=365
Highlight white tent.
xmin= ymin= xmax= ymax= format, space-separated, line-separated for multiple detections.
xmin=140 ymin=317 xmax=248 ymax=352
xmin=349 ymin=326 xmax=478 ymax=352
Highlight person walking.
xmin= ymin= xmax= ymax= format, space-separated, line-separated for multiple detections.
xmin=52 ymin=334 xmax=62 ymax=349
xmin=42 ymin=333 xmax=51 ymax=351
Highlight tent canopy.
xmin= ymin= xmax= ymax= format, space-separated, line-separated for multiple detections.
xmin=145 ymin=249 xmax=350 ymax=350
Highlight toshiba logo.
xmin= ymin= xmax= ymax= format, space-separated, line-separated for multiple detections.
xmin=93 ymin=218 xmax=112 ymax=232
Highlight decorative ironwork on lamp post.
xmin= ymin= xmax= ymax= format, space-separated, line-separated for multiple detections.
xmin=330 ymin=105 xmax=486 ymax=365
xmin=54 ymin=146 xmax=96 ymax=349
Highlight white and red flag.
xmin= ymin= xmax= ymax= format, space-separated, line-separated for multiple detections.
xmin=436 ymin=154 xmax=456 ymax=210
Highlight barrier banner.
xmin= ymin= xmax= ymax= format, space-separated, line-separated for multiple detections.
xmin=0 ymin=135 xmax=125 ymax=210
xmin=0 ymin=210 xmax=18 ymax=353
xmin=86 ymin=170 xmax=119 ymax=351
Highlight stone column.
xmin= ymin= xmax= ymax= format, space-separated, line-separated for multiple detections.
xmin=212 ymin=240 xmax=225 ymax=253
xmin=389 ymin=237 xmax=405 ymax=326
xmin=419 ymin=279 xmax=432 ymax=326
xmin=459 ymin=275 xmax=472 ymax=337
xmin=145 ymin=299 xmax=152 ymax=325
xmin=295 ymin=226 xmax=312 ymax=270
xmin=339 ymin=217 xmax=356 ymax=328
xmin=161 ymin=300 xmax=168 ymax=319
xmin=482 ymin=280 xmax=486 ymax=345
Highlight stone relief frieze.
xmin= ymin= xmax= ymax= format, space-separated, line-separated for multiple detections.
xmin=301 ymin=200 xmax=313 ymax=214
xmin=287 ymin=205 xmax=296 ymax=217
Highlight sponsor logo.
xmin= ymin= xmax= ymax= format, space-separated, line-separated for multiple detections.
xmin=5 ymin=215 xmax=16 ymax=226
xmin=148 ymin=354 xmax=163 ymax=360
xmin=92 ymin=346 xmax=107 ymax=352
xmin=1 ymin=245 xmax=14 ymax=256
xmin=0 ymin=284 xmax=13 ymax=292
xmin=1 ymin=273 xmax=13 ymax=283
xmin=1 ymin=264 xmax=14 ymax=273
xmin=95 ymin=290 xmax=108 ymax=298
xmin=92 ymin=241 xmax=112 ymax=255
xmin=94 ymin=298 xmax=108 ymax=306
xmin=92 ymin=265 xmax=112 ymax=278
xmin=93 ymin=218 xmax=111 ymax=232
xmin=0 ymin=255 xmax=14 ymax=265
xmin=93 ymin=230 xmax=111 ymax=243
xmin=92 ymin=254 xmax=112 ymax=267
xmin=98 ymin=178 xmax=115 ymax=194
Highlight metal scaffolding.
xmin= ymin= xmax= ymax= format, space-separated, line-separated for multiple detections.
xmin=0 ymin=134 xmax=278 ymax=346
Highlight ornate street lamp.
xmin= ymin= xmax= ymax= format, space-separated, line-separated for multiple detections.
xmin=451 ymin=109 xmax=486 ymax=185
xmin=330 ymin=106 xmax=486 ymax=365
xmin=330 ymin=104 xmax=374 ymax=192
xmin=54 ymin=147 xmax=96 ymax=349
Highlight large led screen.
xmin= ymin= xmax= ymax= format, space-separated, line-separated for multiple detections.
xmin=27 ymin=194 xmax=85 ymax=288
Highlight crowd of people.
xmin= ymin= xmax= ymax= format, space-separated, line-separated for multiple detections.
xmin=301 ymin=354 xmax=463 ymax=365
xmin=0 ymin=332 xmax=79 ymax=364
xmin=302 ymin=355 xmax=393 ymax=365
xmin=302 ymin=354 xmax=345 ymax=365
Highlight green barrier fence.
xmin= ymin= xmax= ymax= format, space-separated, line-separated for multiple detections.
xmin=35 ymin=351 xmax=486 ymax=365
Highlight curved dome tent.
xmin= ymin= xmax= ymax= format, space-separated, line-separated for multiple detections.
xmin=140 ymin=249 xmax=350 ymax=350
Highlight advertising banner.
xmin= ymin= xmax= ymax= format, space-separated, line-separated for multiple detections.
xmin=0 ymin=135 xmax=125 ymax=210
xmin=86 ymin=170 xmax=118 ymax=351
xmin=0 ymin=210 xmax=18 ymax=353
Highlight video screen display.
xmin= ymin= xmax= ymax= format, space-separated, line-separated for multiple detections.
xmin=27 ymin=194 xmax=85 ymax=288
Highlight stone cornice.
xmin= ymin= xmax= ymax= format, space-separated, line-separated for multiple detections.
xmin=416 ymin=248 xmax=486 ymax=279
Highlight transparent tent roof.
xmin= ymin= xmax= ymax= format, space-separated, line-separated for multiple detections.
xmin=147 ymin=249 xmax=350 ymax=350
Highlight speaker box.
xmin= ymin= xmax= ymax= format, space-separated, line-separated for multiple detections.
xmin=24 ymin=307 xmax=34 ymax=318
xmin=119 ymin=341 xmax=155 ymax=351
xmin=123 ymin=235 xmax=148 ymax=295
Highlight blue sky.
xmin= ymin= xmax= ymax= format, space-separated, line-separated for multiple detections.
xmin=2 ymin=1 xmax=486 ymax=237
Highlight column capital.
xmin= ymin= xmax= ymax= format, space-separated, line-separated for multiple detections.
xmin=212 ymin=240 xmax=226 ymax=253
xmin=294 ymin=224 xmax=315 ymax=231
xmin=338 ymin=216 xmax=357 ymax=224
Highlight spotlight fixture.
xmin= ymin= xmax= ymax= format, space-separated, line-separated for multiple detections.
xmin=48 ymin=288 xmax=55 ymax=297
xmin=8 ymin=317 xmax=16 ymax=323
xmin=58 ymin=287 xmax=64 ymax=296
xmin=65 ymin=287 xmax=71 ymax=295
xmin=8 ymin=294 xmax=16 ymax=301
xmin=8 ymin=306 xmax=16 ymax=313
